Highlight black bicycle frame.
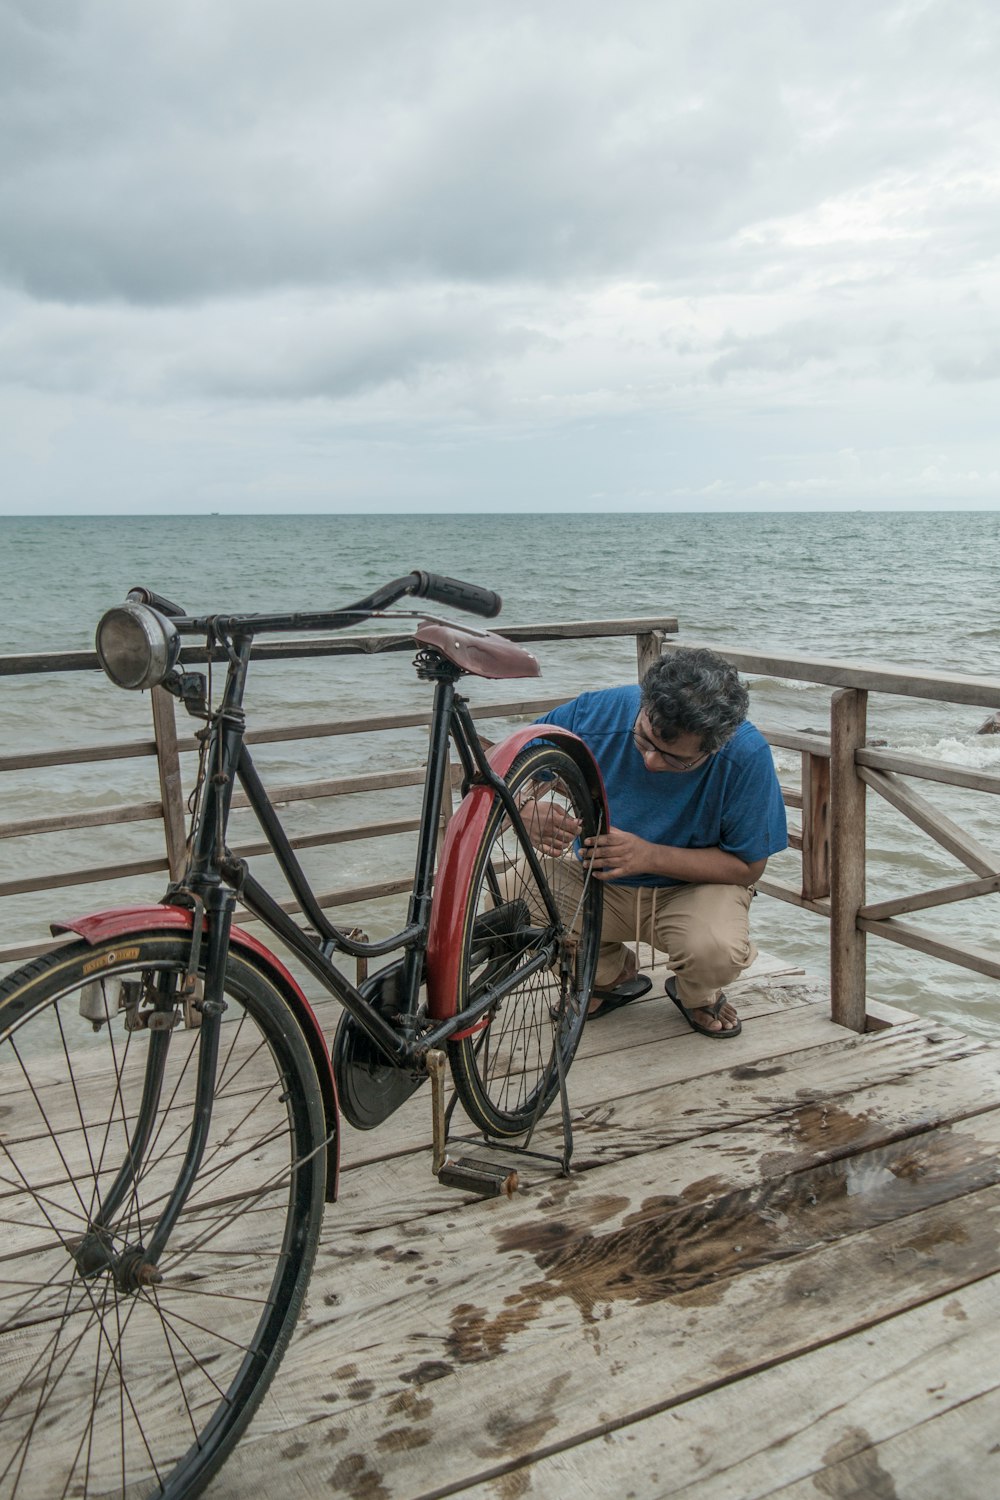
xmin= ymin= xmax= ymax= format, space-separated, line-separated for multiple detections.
xmin=169 ymin=627 xmax=559 ymax=1072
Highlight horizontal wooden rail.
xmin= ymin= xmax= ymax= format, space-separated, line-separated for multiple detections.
xmin=0 ymin=619 xmax=676 ymax=965
xmin=665 ymin=639 xmax=1000 ymax=710
xmin=858 ymin=916 xmax=1000 ymax=982
xmin=857 ymin=747 xmax=1000 ymax=795
xmin=3 ymin=620 xmax=1000 ymax=1029
xmin=0 ymin=617 xmax=679 ymax=678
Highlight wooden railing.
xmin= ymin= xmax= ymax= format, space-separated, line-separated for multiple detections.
xmin=0 ymin=619 xmax=674 ymax=969
xmin=4 ymin=621 xmax=1000 ymax=1034
xmin=660 ymin=639 xmax=1000 ymax=1031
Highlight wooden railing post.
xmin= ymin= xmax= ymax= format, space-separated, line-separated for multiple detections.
xmin=801 ymin=751 xmax=831 ymax=900
xmin=151 ymin=686 xmax=188 ymax=882
xmin=830 ymin=688 xmax=868 ymax=1030
xmin=636 ymin=629 xmax=665 ymax=681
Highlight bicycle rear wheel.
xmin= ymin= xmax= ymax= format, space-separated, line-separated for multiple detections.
xmin=448 ymin=745 xmax=602 ymax=1138
xmin=0 ymin=932 xmax=326 ymax=1500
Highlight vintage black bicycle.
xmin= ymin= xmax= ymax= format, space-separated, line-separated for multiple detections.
xmin=0 ymin=571 xmax=605 ymax=1500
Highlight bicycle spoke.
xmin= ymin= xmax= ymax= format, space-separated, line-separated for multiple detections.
xmin=449 ymin=746 xmax=602 ymax=1136
xmin=0 ymin=937 xmax=325 ymax=1499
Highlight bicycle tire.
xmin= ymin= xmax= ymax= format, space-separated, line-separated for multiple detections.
xmin=0 ymin=932 xmax=326 ymax=1500
xmin=448 ymin=744 xmax=602 ymax=1137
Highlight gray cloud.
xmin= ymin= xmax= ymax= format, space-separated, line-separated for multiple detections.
xmin=4 ymin=0 xmax=996 ymax=304
xmin=2 ymin=0 xmax=999 ymax=512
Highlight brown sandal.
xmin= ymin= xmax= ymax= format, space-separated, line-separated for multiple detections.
xmin=665 ymin=976 xmax=742 ymax=1038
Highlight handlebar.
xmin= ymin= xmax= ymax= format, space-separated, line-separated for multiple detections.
xmin=126 ymin=586 xmax=188 ymax=619
xmin=120 ymin=571 xmax=502 ymax=638
xmin=407 ymin=571 xmax=501 ymax=619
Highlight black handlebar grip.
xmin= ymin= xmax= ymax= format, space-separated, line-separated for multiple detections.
xmin=126 ymin=586 xmax=188 ymax=619
xmin=410 ymin=571 xmax=502 ymax=618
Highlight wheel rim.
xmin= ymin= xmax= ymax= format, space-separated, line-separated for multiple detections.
xmin=0 ymin=941 xmax=322 ymax=1499
xmin=451 ymin=750 xmax=601 ymax=1136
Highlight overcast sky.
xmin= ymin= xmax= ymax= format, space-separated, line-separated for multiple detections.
xmin=2 ymin=0 xmax=999 ymax=515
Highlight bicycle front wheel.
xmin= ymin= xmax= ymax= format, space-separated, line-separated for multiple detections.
xmin=0 ymin=932 xmax=327 ymax=1500
xmin=448 ymin=745 xmax=602 ymax=1138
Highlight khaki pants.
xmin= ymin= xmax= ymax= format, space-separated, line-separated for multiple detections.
xmin=546 ymin=860 xmax=756 ymax=1010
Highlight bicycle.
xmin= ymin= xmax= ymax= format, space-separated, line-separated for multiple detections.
xmin=0 ymin=570 xmax=605 ymax=1500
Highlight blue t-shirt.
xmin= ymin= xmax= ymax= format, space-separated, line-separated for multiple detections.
xmin=537 ymin=685 xmax=787 ymax=888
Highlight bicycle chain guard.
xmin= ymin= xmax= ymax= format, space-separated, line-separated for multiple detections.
xmin=331 ymin=959 xmax=427 ymax=1130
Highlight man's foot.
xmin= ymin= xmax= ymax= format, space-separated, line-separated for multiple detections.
xmin=665 ymin=977 xmax=742 ymax=1038
xmin=588 ymin=959 xmax=652 ymax=1018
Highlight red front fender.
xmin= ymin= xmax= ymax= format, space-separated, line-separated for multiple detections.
xmin=425 ymin=726 xmax=606 ymax=1020
xmin=52 ymin=905 xmax=341 ymax=1202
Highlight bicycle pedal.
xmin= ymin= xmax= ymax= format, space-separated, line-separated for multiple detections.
xmin=437 ymin=1155 xmax=518 ymax=1198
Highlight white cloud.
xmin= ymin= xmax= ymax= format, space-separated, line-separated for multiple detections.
xmin=1 ymin=0 xmax=999 ymax=512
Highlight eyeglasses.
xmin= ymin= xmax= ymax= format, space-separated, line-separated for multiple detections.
xmin=632 ymin=717 xmax=711 ymax=772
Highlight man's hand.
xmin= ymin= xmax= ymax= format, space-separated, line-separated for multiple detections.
xmin=582 ymin=828 xmax=767 ymax=886
xmin=581 ymin=827 xmax=651 ymax=880
xmin=520 ymin=798 xmax=582 ymax=857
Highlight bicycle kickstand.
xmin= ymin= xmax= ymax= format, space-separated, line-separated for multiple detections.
xmin=426 ymin=1050 xmax=519 ymax=1198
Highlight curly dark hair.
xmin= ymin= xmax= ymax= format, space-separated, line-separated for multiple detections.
xmin=640 ymin=647 xmax=749 ymax=754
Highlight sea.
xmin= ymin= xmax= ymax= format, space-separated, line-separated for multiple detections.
xmin=3 ymin=509 xmax=1000 ymax=1038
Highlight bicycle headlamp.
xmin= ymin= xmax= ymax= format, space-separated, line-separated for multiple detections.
xmin=95 ymin=603 xmax=181 ymax=690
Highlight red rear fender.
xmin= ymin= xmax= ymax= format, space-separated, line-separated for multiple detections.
xmin=425 ymin=726 xmax=606 ymax=1020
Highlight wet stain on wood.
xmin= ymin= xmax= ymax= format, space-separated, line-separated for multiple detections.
xmin=489 ymin=1124 xmax=998 ymax=1322
xmin=400 ymin=1359 xmax=453 ymax=1385
xmin=446 ymin=1299 xmax=539 ymax=1362
xmin=374 ymin=1424 xmax=433 ymax=1452
xmin=817 ymin=1427 xmax=900 ymax=1498
xmin=474 ymin=1372 xmax=571 ymax=1463
xmin=329 ymin=1452 xmax=389 ymax=1499
xmin=387 ymin=1388 xmax=434 ymax=1420
xmin=374 ymin=1244 xmax=423 ymax=1263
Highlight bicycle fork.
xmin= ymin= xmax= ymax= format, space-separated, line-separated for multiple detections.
xmin=72 ymin=889 xmax=234 ymax=1291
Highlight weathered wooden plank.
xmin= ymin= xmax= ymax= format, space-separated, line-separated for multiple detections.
xmin=0 ymin=798 xmax=165 ymax=841
xmin=859 ymin=870 xmax=1000 ymax=921
xmin=636 ymin=629 xmax=666 ymax=680
xmin=859 ymin=916 xmax=1000 ymax=982
xmin=151 ymin=684 xmax=188 ymax=881
xmin=328 ymin=1041 xmax=1000 ymax=1238
xmin=830 ymin=687 xmax=867 ymax=1031
xmin=801 ymin=751 xmax=831 ymax=901
xmin=663 ymin=639 xmax=1000 ymax=710
xmin=762 ymin=729 xmax=831 ymax=757
xmin=330 ymin=987 xmax=860 ymax=1175
xmin=757 ymin=1388 xmax=1000 ymax=1499
xmin=0 ymin=853 xmax=169 ymax=899
xmin=8 ymin=965 xmax=991 ymax=1498
xmin=755 ymin=876 xmax=831 ymax=917
xmin=330 ymin=995 xmax=957 ymax=1181
xmin=858 ymin=744 xmax=1000 ymax=796
xmin=454 ymin=1274 xmax=1000 ymax=1499
xmin=233 ymin=815 xmax=422 ymax=860
xmin=0 ymin=737 xmax=160 ymax=773
xmin=266 ymin=1107 xmax=1000 ymax=1411
xmin=859 ymin=765 xmax=1000 ymax=877
xmin=0 ymin=618 xmax=680 ymax=678
xmin=211 ymin=1170 xmax=1000 ymax=1498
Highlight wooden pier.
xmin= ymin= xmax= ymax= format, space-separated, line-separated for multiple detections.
xmin=4 ymin=620 xmax=1000 ymax=1496
xmin=205 ymin=953 xmax=1000 ymax=1499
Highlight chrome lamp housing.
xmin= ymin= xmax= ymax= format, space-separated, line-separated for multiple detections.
xmin=95 ymin=603 xmax=181 ymax=691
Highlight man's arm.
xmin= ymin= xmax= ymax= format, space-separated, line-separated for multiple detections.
xmin=582 ymin=827 xmax=766 ymax=886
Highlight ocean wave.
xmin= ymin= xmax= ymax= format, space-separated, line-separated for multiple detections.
xmin=746 ymin=676 xmax=818 ymax=693
xmin=890 ymin=735 xmax=1000 ymax=770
